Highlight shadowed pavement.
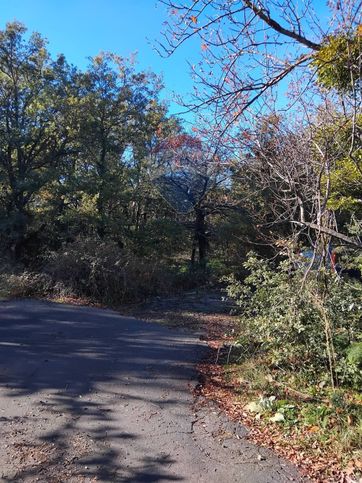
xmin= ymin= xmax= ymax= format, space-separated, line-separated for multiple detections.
xmin=0 ymin=299 xmax=305 ymax=482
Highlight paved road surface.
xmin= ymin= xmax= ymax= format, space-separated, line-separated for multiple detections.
xmin=0 ymin=300 xmax=304 ymax=482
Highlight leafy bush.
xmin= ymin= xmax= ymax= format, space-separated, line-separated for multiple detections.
xmin=347 ymin=342 xmax=362 ymax=366
xmin=225 ymin=253 xmax=362 ymax=388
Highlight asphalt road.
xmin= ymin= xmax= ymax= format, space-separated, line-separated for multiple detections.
xmin=0 ymin=299 xmax=305 ymax=482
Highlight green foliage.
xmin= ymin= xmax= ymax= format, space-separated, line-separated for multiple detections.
xmin=328 ymin=154 xmax=362 ymax=215
xmin=312 ymin=32 xmax=361 ymax=92
xmin=131 ymin=218 xmax=190 ymax=258
xmin=347 ymin=342 xmax=362 ymax=366
xmin=0 ymin=21 xmax=260 ymax=290
xmin=0 ymin=22 xmax=76 ymax=255
xmin=225 ymin=253 xmax=362 ymax=388
xmin=337 ymin=342 xmax=362 ymax=388
xmin=0 ymin=22 xmax=176 ymax=260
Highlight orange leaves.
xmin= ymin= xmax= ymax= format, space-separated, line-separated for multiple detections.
xmin=168 ymin=133 xmax=201 ymax=149
xmin=357 ymin=24 xmax=362 ymax=37
xmin=154 ymin=133 xmax=202 ymax=154
xmin=190 ymin=15 xmax=198 ymax=24
xmin=201 ymin=43 xmax=208 ymax=51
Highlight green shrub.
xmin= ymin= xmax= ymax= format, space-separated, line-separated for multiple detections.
xmin=224 ymin=253 xmax=362 ymax=388
xmin=347 ymin=342 xmax=362 ymax=366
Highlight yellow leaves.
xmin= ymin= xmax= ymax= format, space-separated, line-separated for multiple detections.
xmin=312 ymin=33 xmax=361 ymax=91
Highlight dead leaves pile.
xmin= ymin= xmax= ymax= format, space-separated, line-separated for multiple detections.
xmin=195 ymin=337 xmax=361 ymax=483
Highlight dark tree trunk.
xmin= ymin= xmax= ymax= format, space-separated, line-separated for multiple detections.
xmin=96 ymin=143 xmax=108 ymax=239
xmin=194 ymin=207 xmax=208 ymax=266
xmin=190 ymin=241 xmax=197 ymax=265
xmin=9 ymin=212 xmax=28 ymax=261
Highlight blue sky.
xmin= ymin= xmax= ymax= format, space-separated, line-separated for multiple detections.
xmin=0 ymin=0 xmax=198 ymax=120
xmin=0 ymin=0 xmax=331 ymax=125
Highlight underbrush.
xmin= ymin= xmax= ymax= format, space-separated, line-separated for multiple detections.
xmin=1 ymin=238 xmax=213 ymax=304
xmin=225 ymin=253 xmax=362 ymax=389
xmin=221 ymin=253 xmax=362 ymax=480
xmin=228 ymin=358 xmax=362 ymax=470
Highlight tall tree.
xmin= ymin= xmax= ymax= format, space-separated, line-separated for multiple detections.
xmin=0 ymin=22 xmax=75 ymax=259
xmin=77 ymin=53 xmax=165 ymax=241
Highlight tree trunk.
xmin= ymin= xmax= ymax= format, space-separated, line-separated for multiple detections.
xmin=194 ymin=208 xmax=208 ymax=266
xmin=9 ymin=203 xmax=28 ymax=261
xmin=96 ymin=145 xmax=107 ymax=238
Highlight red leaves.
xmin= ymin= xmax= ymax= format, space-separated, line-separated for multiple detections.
xmin=241 ymin=129 xmax=252 ymax=141
xmin=155 ymin=133 xmax=202 ymax=153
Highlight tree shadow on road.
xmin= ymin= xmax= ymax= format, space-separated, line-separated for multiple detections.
xmin=0 ymin=299 xmax=204 ymax=481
